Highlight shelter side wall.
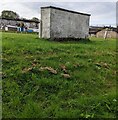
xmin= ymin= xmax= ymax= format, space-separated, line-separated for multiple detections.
xmin=40 ymin=8 xmax=51 ymax=38
xmin=50 ymin=8 xmax=90 ymax=39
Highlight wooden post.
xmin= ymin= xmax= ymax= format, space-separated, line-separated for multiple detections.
xmin=104 ymin=28 xmax=108 ymax=39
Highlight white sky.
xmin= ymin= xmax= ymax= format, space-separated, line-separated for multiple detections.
xmin=0 ymin=0 xmax=117 ymax=27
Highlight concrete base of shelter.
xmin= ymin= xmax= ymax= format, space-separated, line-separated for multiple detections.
xmin=43 ymin=37 xmax=90 ymax=42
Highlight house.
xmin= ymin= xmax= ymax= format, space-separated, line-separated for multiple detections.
xmin=40 ymin=6 xmax=90 ymax=40
xmin=4 ymin=25 xmax=17 ymax=31
xmin=0 ymin=18 xmax=40 ymax=32
xmin=89 ymin=26 xmax=104 ymax=37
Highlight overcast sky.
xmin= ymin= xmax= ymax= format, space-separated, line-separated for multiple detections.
xmin=0 ymin=1 xmax=117 ymax=26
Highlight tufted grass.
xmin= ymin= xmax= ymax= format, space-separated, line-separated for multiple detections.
xmin=2 ymin=32 xmax=117 ymax=118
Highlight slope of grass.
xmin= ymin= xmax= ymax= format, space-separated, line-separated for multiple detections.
xmin=2 ymin=32 xmax=117 ymax=118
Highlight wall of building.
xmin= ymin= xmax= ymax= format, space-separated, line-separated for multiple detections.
xmin=50 ymin=8 xmax=90 ymax=39
xmin=0 ymin=19 xmax=17 ymax=28
xmin=40 ymin=6 xmax=90 ymax=39
xmin=0 ymin=18 xmax=39 ymax=29
xmin=40 ymin=8 xmax=51 ymax=38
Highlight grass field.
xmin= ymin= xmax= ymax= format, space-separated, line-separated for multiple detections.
xmin=2 ymin=32 xmax=117 ymax=118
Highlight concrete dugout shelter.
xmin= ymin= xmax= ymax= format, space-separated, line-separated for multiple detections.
xmin=39 ymin=6 xmax=91 ymax=40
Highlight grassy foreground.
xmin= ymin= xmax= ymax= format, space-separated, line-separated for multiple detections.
xmin=2 ymin=32 xmax=117 ymax=118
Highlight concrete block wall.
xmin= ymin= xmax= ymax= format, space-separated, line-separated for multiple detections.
xmin=40 ymin=6 xmax=90 ymax=39
xmin=40 ymin=8 xmax=51 ymax=38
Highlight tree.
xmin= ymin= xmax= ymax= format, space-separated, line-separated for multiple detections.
xmin=1 ymin=10 xmax=19 ymax=19
xmin=31 ymin=17 xmax=39 ymax=22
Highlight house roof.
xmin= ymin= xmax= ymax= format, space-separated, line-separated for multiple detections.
xmin=89 ymin=26 xmax=104 ymax=34
xmin=41 ymin=6 xmax=91 ymax=16
xmin=0 ymin=17 xmax=40 ymax=23
xmin=6 ymin=25 xmax=17 ymax=28
xmin=89 ymin=26 xmax=118 ymax=34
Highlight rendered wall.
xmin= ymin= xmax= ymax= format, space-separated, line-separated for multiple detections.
xmin=40 ymin=8 xmax=51 ymax=38
xmin=40 ymin=6 xmax=90 ymax=39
